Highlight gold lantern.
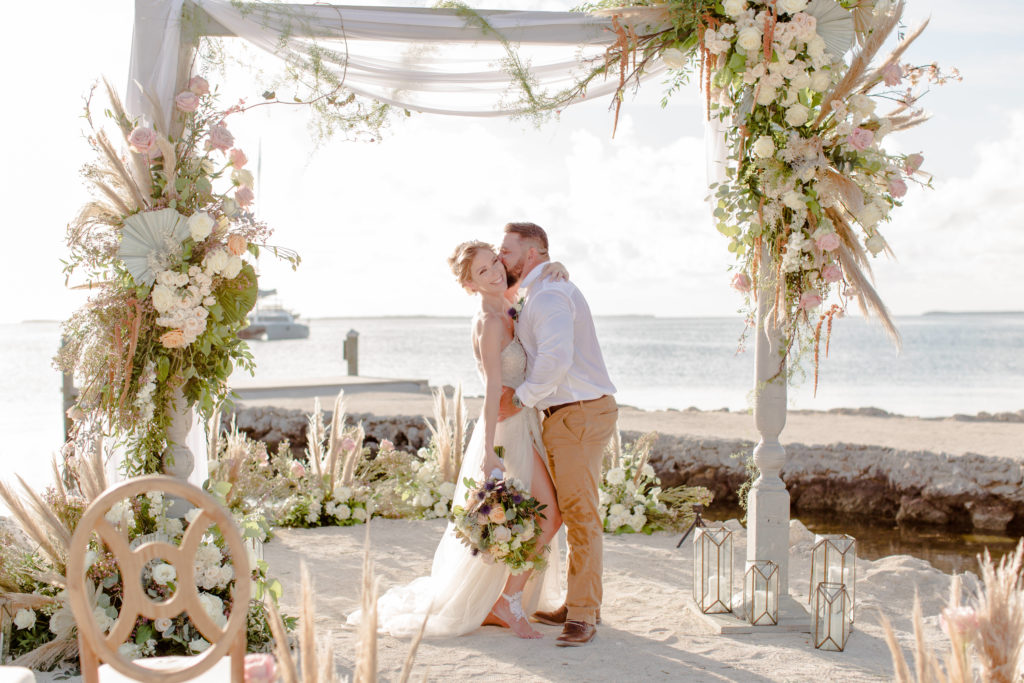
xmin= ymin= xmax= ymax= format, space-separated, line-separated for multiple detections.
xmin=693 ymin=525 xmax=733 ymax=614
xmin=744 ymin=560 xmax=779 ymax=626
xmin=813 ymin=581 xmax=852 ymax=651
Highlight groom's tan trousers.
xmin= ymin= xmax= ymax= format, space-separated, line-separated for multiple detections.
xmin=542 ymin=394 xmax=618 ymax=625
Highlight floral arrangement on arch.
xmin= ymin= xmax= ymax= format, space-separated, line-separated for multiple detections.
xmin=57 ymin=75 xmax=297 ymax=476
xmin=600 ymin=432 xmax=713 ymax=534
xmin=579 ymin=0 xmax=957 ymax=383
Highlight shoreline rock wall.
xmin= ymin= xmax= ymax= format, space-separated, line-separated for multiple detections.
xmin=224 ymin=406 xmax=1024 ymax=534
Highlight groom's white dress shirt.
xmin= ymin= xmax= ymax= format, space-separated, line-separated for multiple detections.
xmin=513 ymin=264 xmax=616 ymax=410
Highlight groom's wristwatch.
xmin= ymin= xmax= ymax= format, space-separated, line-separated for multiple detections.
xmin=511 ymin=393 xmax=524 ymax=409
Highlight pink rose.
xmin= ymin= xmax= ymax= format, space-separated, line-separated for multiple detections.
xmin=845 ymin=127 xmax=874 ymax=151
xmin=822 ymin=263 xmax=843 ymax=283
xmin=731 ymin=272 xmax=751 ymax=293
xmin=175 ymin=91 xmax=200 ymax=113
xmin=341 ymin=437 xmax=357 ymax=452
xmin=234 ymin=186 xmax=254 ymax=207
xmin=188 ymin=75 xmax=210 ymax=96
xmin=888 ymin=177 xmax=908 ymax=198
xmin=128 ymin=126 xmax=157 ymax=154
xmin=798 ymin=292 xmax=822 ymax=310
xmin=380 ymin=439 xmax=394 ymax=451
xmin=815 ymin=233 xmax=841 ymax=252
xmin=904 ymin=153 xmax=924 ymax=174
xmin=207 ymin=124 xmax=235 ymax=152
xmin=881 ymin=63 xmax=903 ymax=87
xmin=243 ymin=654 xmax=276 ymax=683
xmin=290 ymin=460 xmax=306 ymax=478
xmin=229 ymin=148 xmax=248 ymax=168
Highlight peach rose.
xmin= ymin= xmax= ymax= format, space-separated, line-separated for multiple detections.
xmin=188 ymin=75 xmax=210 ymax=96
xmin=243 ymin=654 xmax=276 ymax=683
xmin=207 ymin=124 xmax=234 ymax=152
xmin=128 ymin=126 xmax=157 ymax=154
xmin=822 ymin=263 xmax=843 ymax=283
xmin=159 ymin=329 xmax=187 ymax=349
xmin=731 ymin=272 xmax=751 ymax=292
xmin=227 ymin=234 xmax=247 ymax=256
xmin=235 ymin=186 xmax=254 ymax=207
xmin=175 ymin=91 xmax=200 ymax=112
xmin=229 ymin=148 xmax=248 ymax=168
xmin=488 ymin=507 xmax=507 ymax=524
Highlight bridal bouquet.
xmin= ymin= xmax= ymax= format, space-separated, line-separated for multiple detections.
xmin=451 ymin=457 xmax=548 ymax=575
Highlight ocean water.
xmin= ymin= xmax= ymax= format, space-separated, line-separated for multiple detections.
xmin=1 ymin=313 xmax=1022 ymax=511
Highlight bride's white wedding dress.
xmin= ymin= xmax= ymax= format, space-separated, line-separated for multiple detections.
xmin=347 ymin=338 xmax=562 ymax=637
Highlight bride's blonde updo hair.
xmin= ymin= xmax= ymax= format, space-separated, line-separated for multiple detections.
xmin=448 ymin=240 xmax=494 ymax=293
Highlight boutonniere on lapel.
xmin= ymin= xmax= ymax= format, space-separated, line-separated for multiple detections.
xmin=508 ymin=293 xmax=526 ymax=321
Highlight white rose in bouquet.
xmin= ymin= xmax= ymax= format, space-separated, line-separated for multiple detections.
xmin=723 ymin=0 xmax=746 ymax=18
xmin=782 ymin=190 xmax=806 ymax=211
xmin=204 ymin=248 xmax=230 ymax=275
xmin=810 ymin=70 xmax=832 ymax=92
xmin=199 ymin=592 xmax=228 ymax=628
xmin=660 ymin=47 xmax=688 ymax=70
xmin=334 ymin=503 xmax=352 ymax=520
xmin=737 ymin=26 xmax=762 ymax=52
xmin=231 ymin=168 xmax=255 ymax=188
xmin=152 ymin=563 xmax=177 ymax=585
xmin=49 ymin=605 xmax=76 ymax=638
xmin=807 ymin=35 xmax=826 ymax=61
xmin=606 ymin=468 xmax=626 ymax=485
xmin=785 ymin=103 xmax=810 ymax=126
xmin=858 ymin=203 xmax=884 ymax=227
xmin=188 ymin=211 xmax=214 ymax=241
xmin=865 ymin=233 xmax=886 ymax=255
xmin=93 ymin=606 xmax=115 ymax=633
xmin=352 ymin=507 xmax=367 ymax=521
xmin=151 ymin=284 xmax=177 ymax=313
xmin=755 ymin=85 xmax=777 ymax=106
xmin=790 ymin=71 xmax=811 ymax=90
xmin=752 ymin=135 xmax=776 ymax=159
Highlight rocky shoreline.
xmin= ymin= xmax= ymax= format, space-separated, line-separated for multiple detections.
xmin=224 ymin=405 xmax=1024 ymax=535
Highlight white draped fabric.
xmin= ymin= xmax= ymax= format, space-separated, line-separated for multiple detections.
xmin=128 ymin=0 xmax=667 ymax=128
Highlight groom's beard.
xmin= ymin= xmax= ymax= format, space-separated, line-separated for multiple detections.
xmin=504 ymin=257 xmax=525 ymax=286
xmin=506 ymin=271 xmax=517 ymax=288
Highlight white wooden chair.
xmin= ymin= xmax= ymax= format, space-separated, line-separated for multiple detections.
xmin=66 ymin=476 xmax=251 ymax=683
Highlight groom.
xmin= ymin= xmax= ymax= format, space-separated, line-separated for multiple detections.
xmin=497 ymin=222 xmax=618 ymax=647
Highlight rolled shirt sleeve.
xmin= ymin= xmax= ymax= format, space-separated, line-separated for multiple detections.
xmin=515 ymin=288 xmax=575 ymax=408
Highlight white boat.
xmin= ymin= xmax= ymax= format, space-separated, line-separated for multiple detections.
xmin=240 ymin=307 xmax=310 ymax=340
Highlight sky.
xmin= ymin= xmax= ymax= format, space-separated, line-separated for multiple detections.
xmin=2 ymin=0 xmax=1022 ymax=324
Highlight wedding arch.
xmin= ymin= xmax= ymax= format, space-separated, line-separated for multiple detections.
xmin=77 ymin=0 xmax=945 ymax=620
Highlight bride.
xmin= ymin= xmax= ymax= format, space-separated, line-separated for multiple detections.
xmin=349 ymin=240 xmax=565 ymax=639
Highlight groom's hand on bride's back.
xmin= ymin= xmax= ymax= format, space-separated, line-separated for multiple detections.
xmin=497 ymin=386 xmax=522 ymax=421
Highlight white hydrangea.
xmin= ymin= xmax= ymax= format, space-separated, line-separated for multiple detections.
xmin=13 ymin=608 xmax=35 ymax=630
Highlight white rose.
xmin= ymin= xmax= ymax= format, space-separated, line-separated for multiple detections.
xmin=858 ymin=203 xmax=883 ymax=227
xmin=660 ymin=47 xmax=688 ymax=70
xmin=609 ymin=503 xmax=626 ymax=517
xmin=119 ymin=643 xmax=142 ymax=660
xmin=188 ymin=212 xmax=214 ymax=242
xmin=198 ymin=593 xmax=227 ymax=628
xmin=231 ymin=169 xmax=255 ymax=188
xmin=14 ymin=608 xmax=36 ymax=630
xmin=221 ymin=255 xmax=243 ymax=280
xmin=755 ymin=85 xmax=777 ymax=106
xmin=155 ymin=617 xmax=173 ymax=633
xmin=185 ymin=507 xmax=203 ymax=525
xmin=151 ymin=284 xmax=177 ymax=313
xmin=438 ymin=482 xmax=456 ymax=500
xmin=152 ymin=562 xmax=176 ymax=585
xmin=752 ymin=135 xmax=775 ymax=159
xmin=352 ymin=507 xmax=367 ymax=521
xmin=204 ymin=248 xmax=230 ymax=275
xmin=221 ymin=197 xmax=239 ymax=217
xmin=810 ymin=70 xmax=832 ymax=92
xmin=785 ymin=103 xmax=810 ymax=127
xmin=336 ymin=486 xmax=353 ymax=501
xmin=492 ymin=526 xmax=512 ymax=543
xmin=642 ymin=464 xmax=656 ymax=479
xmin=807 ymin=35 xmax=826 ymax=60
xmin=790 ymin=71 xmax=811 ymax=90
xmin=218 ymin=564 xmax=234 ymax=585
xmin=782 ymin=190 xmax=806 ymax=211
xmin=778 ymin=0 xmax=808 ymax=13
xmin=737 ymin=27 xmax=762 ymax=52
xmin=606 ymin=468 xmax=626 ymax=485
xmin=865 ymin=233 xmax=886 ymax=255
xmin=723 ymin=0 xmax=746 ymax=18
xmin=850 ymin=93 xmax=876 ymax=116
xmin=433 ymin=501 xmax=448 ymax=517
xmin=156 ymin=270 xmax=177 ymax=287
xmin=49 ymin=606 xmax=75 ymax=638
xmin=413 ymin=492 xmax=434 ymax=508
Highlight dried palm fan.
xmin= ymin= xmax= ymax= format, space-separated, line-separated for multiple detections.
xmin=806 ymin=0 xmax=856 ymax=59
xmin=116 ymin=207 xmax=190 ymax=287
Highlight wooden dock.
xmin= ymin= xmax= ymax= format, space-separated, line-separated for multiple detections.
xmin=229 ymin=375 xmax=431 ymax=401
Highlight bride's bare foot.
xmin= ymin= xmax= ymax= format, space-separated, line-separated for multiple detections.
xmin=492 ymin=592 xmax=542 ymax=639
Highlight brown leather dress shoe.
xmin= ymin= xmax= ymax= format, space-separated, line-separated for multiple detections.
xmin=555 ymin=620 xmax=596 ymax=647
xmin=531 ymin=605 xmax=601 ymax=625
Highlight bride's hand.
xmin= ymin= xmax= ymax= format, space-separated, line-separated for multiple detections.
xmin=539 ymin=260 xmax=569 ymax=282
xmin=497 ymin=386 xmax=522 ymax=422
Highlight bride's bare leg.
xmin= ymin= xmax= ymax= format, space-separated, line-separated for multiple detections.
xmin=484 ymin=447 xmax=561 ymax=638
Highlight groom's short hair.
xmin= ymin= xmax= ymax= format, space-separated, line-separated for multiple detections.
xmin=504 ymin=222 xmax=549 ymax=255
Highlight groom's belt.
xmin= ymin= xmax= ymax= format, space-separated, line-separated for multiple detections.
xmin=542 ymin=396 xmax=609 ymax=419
